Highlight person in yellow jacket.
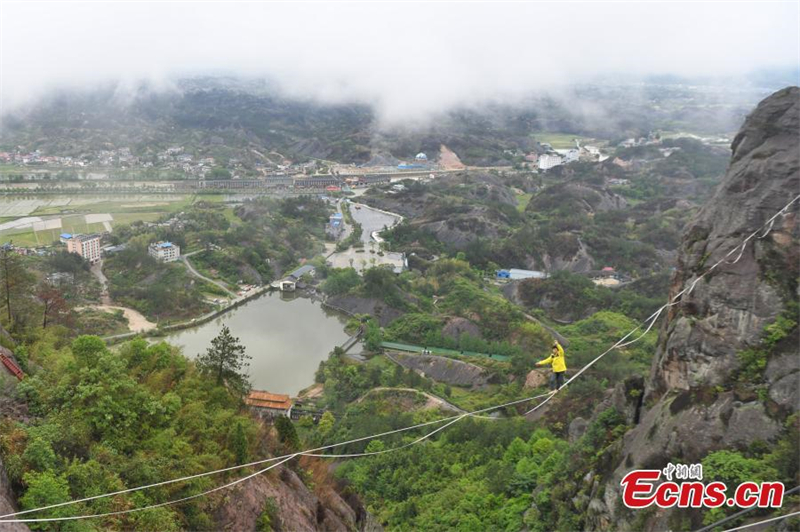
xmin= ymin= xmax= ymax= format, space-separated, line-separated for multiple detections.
xmin=536 ymin=341 xmax=567 ymax=392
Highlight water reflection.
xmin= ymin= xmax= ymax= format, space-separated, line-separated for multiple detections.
xmin=165 ymin=291 xmax=349 ymax=395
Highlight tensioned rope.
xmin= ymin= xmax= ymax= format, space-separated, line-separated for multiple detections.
xmin=2 ymin=194 xmax=798 ymax=524
xmin=0 ymin=395 xmax=551 ymax=523
xmin=524 ymin=193 xmax=798 ymax=416
xmin=694 ymin=485 xmax=800 ymax=532
xmin=719 ymin=509 xmax=800 ymax=532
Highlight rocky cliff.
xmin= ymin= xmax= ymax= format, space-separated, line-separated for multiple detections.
xmin=214 ymin=462 xmax=370 ymax=532
xmin=599 ymin=87 xmax=800 ymax=529
xmin=0 ymin=457 xmax=29 ymax=532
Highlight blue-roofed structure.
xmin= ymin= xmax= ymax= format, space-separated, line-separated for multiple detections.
xmin=496 ymin=268 xmax=548 ymax=281
xmin=288 ymin=264 xmax=316 ymax=280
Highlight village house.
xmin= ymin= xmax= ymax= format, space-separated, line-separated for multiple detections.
xmin=148 ymin=241 xmax=181 ymax=262
xmin=245 ymin=390 xmax=293 ymax=419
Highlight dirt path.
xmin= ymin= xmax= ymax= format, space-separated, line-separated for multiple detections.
xmin=86 ymin=260 xmax=157 ymax=332
xmin=91 ymin=305 xmax=157 ymax=332
xmin=356 ymin=387 xmax=467 ymax=413
xmin=522 ymin=312 xmax=570 ymax=347
xmin=90 ymin=260 xmax=112 ymax=305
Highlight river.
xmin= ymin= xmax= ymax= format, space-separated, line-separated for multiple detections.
xmin=164 ymin=291 xmax=350 ymax=395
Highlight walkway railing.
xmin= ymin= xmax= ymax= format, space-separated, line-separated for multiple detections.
xmin=380 ymin=341 xmax=510 ymax=362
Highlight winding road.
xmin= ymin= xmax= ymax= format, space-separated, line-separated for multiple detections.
xmin=180 ymin=251 xmax=237 ymax=297
xmin=356 ymin=387 xmax=467 ymax=414
xmin=87 ymin=261 xmax=157 ymax=332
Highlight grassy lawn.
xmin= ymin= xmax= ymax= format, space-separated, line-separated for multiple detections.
xmin=192 ymin=194 xmax=228 ymax=203
xmin=445 ymin=384 xmax=511 ymax=411
xmin=365 ymin=354 xmax=393 ymax=371
xmin=515 ymin=192 xmax=533 ymax=212
xmin=532 ymin=132 xmax=601 ymax=149
xmin=220 ymin=206 xmax=241 ymax=225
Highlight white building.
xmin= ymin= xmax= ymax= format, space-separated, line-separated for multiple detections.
xmin=148 ymin=241 xmax=181 ymax=262
xmin=66 ymin=234 xmax=101 ymax=264
xmin=538 ymin=154 xmax=563 ymax=171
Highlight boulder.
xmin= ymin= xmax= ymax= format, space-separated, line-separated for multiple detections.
xmin=524 ymin=369 xmax=548 ymax=389
xmin=769 ymin=373 xmax=800 ymax=410
xmin=568 ymin=417 xmax=588 ymax=443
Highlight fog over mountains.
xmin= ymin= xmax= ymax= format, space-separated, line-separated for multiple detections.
xmin=1 ymin=2 xmax=798 ymax=124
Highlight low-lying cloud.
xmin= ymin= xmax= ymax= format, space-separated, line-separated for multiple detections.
xmin=1 ymin=2 xmax=798 ymax=124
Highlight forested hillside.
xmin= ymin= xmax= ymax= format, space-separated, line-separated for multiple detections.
xmin=0 ymin=87 xmax=797 ymax=532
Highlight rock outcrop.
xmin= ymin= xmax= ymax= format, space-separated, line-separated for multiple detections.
xmin=386 ymin=352 xmax=491 ymax=387
xmin=214 ymin=463 xmax=367 ymax=532
xmin=599 ymin=87 xmax=800 ymax=530
xmin=0 ymin=457 xmax=29 ymax=532
xmin=325 ymin=295 xmax=404 ymax=327
xmin=441 ymin=317 xmax=482 ymax=341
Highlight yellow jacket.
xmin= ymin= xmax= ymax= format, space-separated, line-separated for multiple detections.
xmin=537 ymin=342 xmax=567 ymax=373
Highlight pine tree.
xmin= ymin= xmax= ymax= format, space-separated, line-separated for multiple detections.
xmin=196 ymin=325 xmax=252 ymax=394
xmin=0 ymin=247 xmax=34 ymax=328
xmin=232 ymin=421 xmax=248 ymax=464
xmin=274 ymin=416 xmax=299 ymax=451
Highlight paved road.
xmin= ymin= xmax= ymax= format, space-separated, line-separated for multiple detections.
xmin=180 ymin=255 xmax=236 ymax=297
xmin=349 ymin=202 xmax=401 ymax=245
xmin=335 ymin=199 xmax=353 ymax=241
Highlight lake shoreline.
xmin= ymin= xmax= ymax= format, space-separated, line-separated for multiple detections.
xmin=158 ymin=288 xmax=352 ymax=395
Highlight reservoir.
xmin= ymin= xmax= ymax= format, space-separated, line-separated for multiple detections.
xmin=165 ymin=291 xmax=350 ymax=395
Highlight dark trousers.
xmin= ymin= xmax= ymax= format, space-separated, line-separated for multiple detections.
xmin=550 ymin=371 xmax=565 ymax=391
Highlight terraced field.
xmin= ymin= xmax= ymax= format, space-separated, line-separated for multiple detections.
xmin=0 ymin=194 xmax=193 ymax=245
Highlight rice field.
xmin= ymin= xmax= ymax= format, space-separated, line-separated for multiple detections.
xmin=0 ymin=194 xmax=194 ymax=246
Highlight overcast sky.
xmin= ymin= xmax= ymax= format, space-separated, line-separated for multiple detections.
xmin=1 ymin=1 xmax=798 ymax=122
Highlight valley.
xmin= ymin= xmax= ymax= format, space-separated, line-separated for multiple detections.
xmin=0 ymin=78 xmax=797 ymax=532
